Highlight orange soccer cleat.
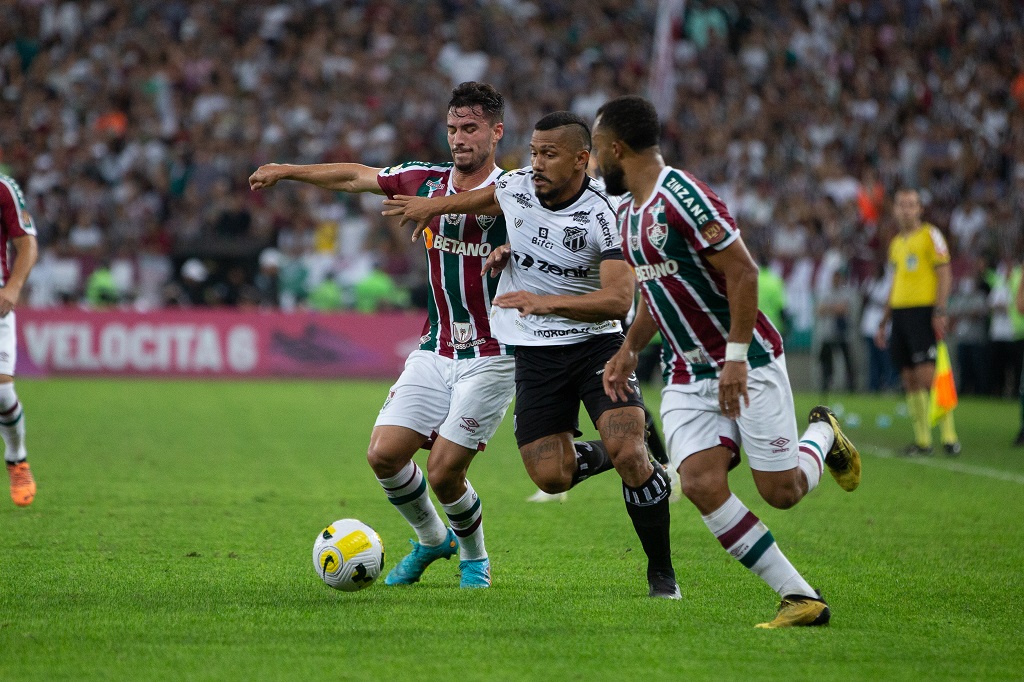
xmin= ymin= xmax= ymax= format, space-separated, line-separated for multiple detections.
xmin=7 ymin=461 xmax=36 ymax=507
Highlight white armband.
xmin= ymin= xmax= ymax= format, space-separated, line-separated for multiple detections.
xmin=724 ymin=342 xmax=749 ymax=363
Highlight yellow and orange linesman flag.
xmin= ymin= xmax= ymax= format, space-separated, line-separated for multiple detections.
xmin=929 ymin=340 xmax=958 ymax=426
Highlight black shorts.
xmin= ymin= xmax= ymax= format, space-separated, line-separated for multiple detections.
xmin=889 ymin=307 xmax=938 ymax=370
xmin=512 ymin=333 xmax=646 ymax=447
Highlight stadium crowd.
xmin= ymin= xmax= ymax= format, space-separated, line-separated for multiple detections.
xmin=1 ymin=0 xmax=1023 ymax=393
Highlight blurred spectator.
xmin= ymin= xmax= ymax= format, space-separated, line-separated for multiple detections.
xmin=986 ymin=257 xmax=1023 ymax=399
xmin=353 ymin=268 xmax=408 ymax=314
xmin=255 ymin=247 xmax=282 ymax=308
xmin=948 ymin=257 xmax=991 ymax=396
xmin=166 ymin=257 xmax=210 ymax=307
xmin=306 ymin=273 xmax=344 ymax=311
xmin=859 ymin=261 xmax=899 ymax=393
xmin=949 ymin=197 xmax=987 ymax=255
xmin=813 ymin=269 xmax=858 ymax=395
xmin=855 ymin=168 xmax=886 ymax=229
xmin=755 ymin=252 xmax=786 ymax=335
xmin=84 ymin=260 xmax=119 ymax=308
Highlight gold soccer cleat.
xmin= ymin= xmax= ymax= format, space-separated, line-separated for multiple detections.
xmin=809 ymin=406 xmax=861 ymax=492
xmin=755 ymin=591 xmax=831 ymax=629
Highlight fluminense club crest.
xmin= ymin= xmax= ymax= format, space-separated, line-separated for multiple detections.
xmin=476 ymin=214 xmax=496 ymax=230
xmin=646 ymin=199 xmax=668 ymax=250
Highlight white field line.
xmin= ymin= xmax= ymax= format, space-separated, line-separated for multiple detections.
xmin=865 ymin=445 xmax=1024 ymax=485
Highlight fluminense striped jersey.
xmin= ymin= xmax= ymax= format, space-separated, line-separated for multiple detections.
xmin=619 ymin=166 xmax=783 ymax=384
xmin=0 ymin=174 xmax=37 ymax=287
xmin=377 ymin=162 xmax=511 ymax=359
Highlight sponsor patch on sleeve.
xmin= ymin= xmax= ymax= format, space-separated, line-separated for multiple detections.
xmin=700 ymin=220 xmax=728 ymax=245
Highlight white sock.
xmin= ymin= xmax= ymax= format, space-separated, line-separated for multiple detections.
xmin=0 ymin=383 xmax=26 ymax=464
xmin=797 ymin=422 xmax=833 ymax=491
xmin=442 ymin=480 xmax=486 ymax=561
xmin=376 ymin=462 xmax=448 ymax=546
xmin=702 ymin=494 xmax=816 ymax=598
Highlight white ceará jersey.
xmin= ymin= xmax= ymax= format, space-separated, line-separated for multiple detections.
xmin=491 ymin=169 xmax=623 ymax=346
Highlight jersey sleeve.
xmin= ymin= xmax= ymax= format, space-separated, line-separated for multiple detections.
xmin=376 ymin=161 xmax=450 ymax=200
xmin=594 ymin=205 xmax=620 ymax=251
xmin=0 ymin=177 xmax=36 ymax=239
xmin=492 ymin=167 xmax=530 ymax=213
xmin=663 ymin=170 xmax=739 ymax=253
xmin=927 ymin=225 xmax=951 ymax=266
xmin=376 ymin=165 xmax=412 ymax=199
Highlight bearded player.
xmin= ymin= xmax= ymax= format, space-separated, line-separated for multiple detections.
xmin=595 ymin=96 xmax=861 ymax=627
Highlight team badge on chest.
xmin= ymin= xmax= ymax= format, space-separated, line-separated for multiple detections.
xmin=646 ymin=199 xmax=668 ymax=249
xmin=647 ymin=221 xmax=668 ymax=250
xmin=562 ymin=225 xmax=588 ymax=252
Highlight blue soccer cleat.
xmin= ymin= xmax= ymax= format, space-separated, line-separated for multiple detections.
xmin=384 ymin=528 xmax=459 ymax=585
xmin=459 ymin=557 xmax=491 ymax=589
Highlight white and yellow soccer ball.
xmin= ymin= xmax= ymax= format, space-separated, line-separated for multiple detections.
xmin=312 ymin=519 xmax=385 ymax=591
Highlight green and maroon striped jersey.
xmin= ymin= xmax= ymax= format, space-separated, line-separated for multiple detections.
xmin=0 ymin=174 xmax=36 ymax=288
xmin=377 ymin=162 xmax=511 ymax=359
xmin=618 ymin=166 xmax=783 ymax=384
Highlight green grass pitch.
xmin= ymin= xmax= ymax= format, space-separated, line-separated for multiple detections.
xmin=2 ymin=378 xmax=1023 ymax=680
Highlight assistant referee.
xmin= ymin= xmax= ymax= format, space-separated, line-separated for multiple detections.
xmin=875 ymin=188 xmax=960 ymax=455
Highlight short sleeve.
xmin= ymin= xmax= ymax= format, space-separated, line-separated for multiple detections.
xmin=0 ymin=177 xmax=35 ymax=239
xmin=928 ymin=226 xmax=950 ymax=266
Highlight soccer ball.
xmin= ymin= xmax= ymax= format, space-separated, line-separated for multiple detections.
xmin=312 ymin=518 xmax=385 ymax=591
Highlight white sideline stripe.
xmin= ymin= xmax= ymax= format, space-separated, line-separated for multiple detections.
xmin=865 ymin=446 xmax=1024 ymax=485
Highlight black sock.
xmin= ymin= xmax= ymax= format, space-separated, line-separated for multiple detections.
xmin=570 ymin=440 xmax=614 ymax=487
xmin=623 ymin=466 xmax=673 ymax=574
xmin=645 ymin=412 xmax=669 ymax=466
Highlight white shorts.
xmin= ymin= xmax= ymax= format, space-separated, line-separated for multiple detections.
xmin=0 ymin=311 xmax=16 ymax=376
xmin=375 ymin=350 xmax=516 ymax=451
xmin=661 ymin=355 xmax=800 ymax=473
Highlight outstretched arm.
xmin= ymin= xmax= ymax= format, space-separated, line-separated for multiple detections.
xmin=382 ymin=187 xmax=502 ymax=242
xmin=249 ymin=163 xmax=384 ymax=194
xmin=493 ymin=258 xmax=634 ymax=322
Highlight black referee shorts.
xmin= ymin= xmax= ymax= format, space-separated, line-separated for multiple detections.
xmin=889 ymin=306 xmax=938 ymax=370
xmin=512 ymin=333 xmax=646 ymax=447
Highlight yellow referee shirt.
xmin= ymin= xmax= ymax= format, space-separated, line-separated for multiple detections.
xmin=888 ymin=223 xmax=950 ymax=309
